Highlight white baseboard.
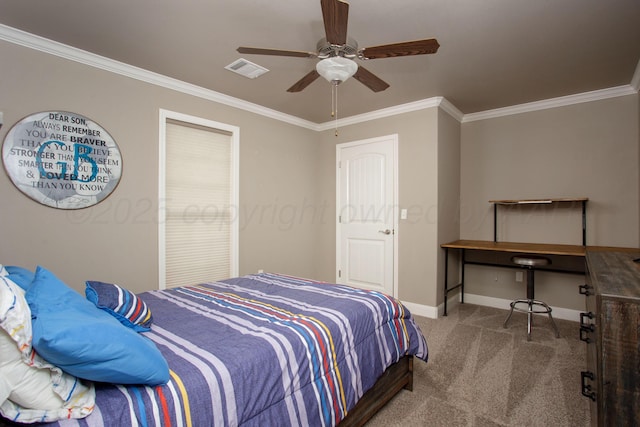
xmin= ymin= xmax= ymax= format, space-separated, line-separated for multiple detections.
xmin=402 ymin=293 xmax=583 ymax=322
xmin=402 ymin=291 xmax=463 ymax=320
xmin=400 ymin=300 xmax=439 ymax=319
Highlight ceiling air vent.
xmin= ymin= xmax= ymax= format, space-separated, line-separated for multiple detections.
xmin=225 ymin=58 xmax=269 ymax=79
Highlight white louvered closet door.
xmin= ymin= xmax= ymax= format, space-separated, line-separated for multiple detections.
xmin=164 ymin=120 xmax=233 ymax=288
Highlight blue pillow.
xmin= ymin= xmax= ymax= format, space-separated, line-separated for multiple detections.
xmin=25 ymin=266 xmax=169 ymax=386
xmin=5 ymin=265 xmax=35 ymax=290
xmin=86 ymin=281 xmax=153 ymax=332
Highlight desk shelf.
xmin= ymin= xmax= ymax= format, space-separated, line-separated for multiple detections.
xmin=489 ymin=197 xmax=589 ymax=205
xmin=490 ymin=197 xmax=588 ymax=245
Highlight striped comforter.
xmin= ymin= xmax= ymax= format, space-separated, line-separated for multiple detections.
xmin=54 ymin=273 xmax=428 ymax=427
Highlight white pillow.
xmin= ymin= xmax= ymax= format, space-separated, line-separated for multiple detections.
xmin=0 ymin=374 xmax=10 ymax=405
xmin=0 ymin=328 xmax=66 ymax=409
xmin=0 ymin=271 xmax=32 ymax=359
xmin=0 ymin=275 xmax=96 ymax=423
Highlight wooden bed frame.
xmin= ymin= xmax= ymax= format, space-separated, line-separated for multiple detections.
xmin=339 ymin=355 xmax=414 ymax=426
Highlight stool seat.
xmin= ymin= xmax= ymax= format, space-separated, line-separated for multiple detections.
xmin=512 ymin=256 xmax=550 ymax=268
xmin=503 ymin=255 xmax=560 ymax=341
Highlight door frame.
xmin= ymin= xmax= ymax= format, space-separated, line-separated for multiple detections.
xmin=336 ymin=134 xmax=399 ymax=297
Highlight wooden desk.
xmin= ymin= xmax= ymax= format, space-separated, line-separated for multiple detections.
xmin=441 ymin=239 xmax=588 ymax=316
xmin=442 ymin=240 xmax=586 ymax=256
xmin=441 ymin=239 xmax=638 ymax=315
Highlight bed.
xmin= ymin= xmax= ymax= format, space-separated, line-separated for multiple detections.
xmin=1 ymin=271 xmax=428 ymax=426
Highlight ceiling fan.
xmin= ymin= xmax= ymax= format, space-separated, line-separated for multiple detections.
xmin=237 ymin=0 xmax=440 ymax=93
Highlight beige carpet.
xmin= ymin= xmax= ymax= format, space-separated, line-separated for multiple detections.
xmin=367 ymin=304 xmax=590 ymax=426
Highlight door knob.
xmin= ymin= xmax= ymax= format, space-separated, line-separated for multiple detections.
xmin=378 ymin=229 xmax=391 ymax=235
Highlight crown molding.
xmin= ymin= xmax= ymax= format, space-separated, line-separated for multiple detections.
xmin=438 ymin=97 xmax=465 ymax=122
xmin=0 ymin=24 xmax=464 ymax=131
xmin=462 ymin=85 xmax=638 ymax=123
xmin=316 ymin=96 xmax=464 ymax=131
xmin=1 ymin=24 xmax=637 ymax=131
xmin=0 ymin=24 xmax=321 ymax=131
xmin=631 ymin=58 xmax=640 ymax=92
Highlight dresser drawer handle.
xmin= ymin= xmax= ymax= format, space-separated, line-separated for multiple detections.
xmin=581 ymin=371 xmax=596 ymax=401
xmin=579 ymin=326 xmax=593 ymax=343
xmin=579 ymin=312 xmax=595 ymax=343
xmin=578 ymin=284 xmax=592 ymax=296
xmin=580 ymin=311 xmax=594 ymax=325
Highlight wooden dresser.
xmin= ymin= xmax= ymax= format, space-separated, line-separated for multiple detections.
xmin=581 ymin=250 xmax=640 ymax=426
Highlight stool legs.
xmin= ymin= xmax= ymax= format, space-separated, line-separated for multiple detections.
xmin=503 ymin=302 xmax=518 ymax=331
xmin=503 ymin=267 xmax=560 ymax=341
xmin=535 ymin=300 xmax=560 ymax=339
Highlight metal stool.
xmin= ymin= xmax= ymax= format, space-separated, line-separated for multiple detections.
xmin=503 ymin=255 xmax=560 ymax=341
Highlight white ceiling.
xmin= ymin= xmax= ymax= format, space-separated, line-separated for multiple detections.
xmin=1 ymin=0 xmax=639 ymax=124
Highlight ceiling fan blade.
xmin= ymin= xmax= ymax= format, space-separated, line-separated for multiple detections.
xmin=321 ymin=0 xmax=349 ymax=45
xmin=287 ymin=69 xmax=321 ymax=92
xmin=353 ymin=66 xmax=389 ymax=92
xmin=237 ymin=47 xmax=317 ymax=58
xmin=361 ymin=38 xmax=440 ymax=59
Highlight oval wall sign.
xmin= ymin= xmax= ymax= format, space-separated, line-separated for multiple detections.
xmin=2 ymin=111 xmax=123 ymax=209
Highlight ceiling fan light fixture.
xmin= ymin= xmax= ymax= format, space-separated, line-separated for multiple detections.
xmin=316 ymin=56 xmax=358 ymax=84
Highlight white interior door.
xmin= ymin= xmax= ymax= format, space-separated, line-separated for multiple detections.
xmin=336 ymin=135 xmax=397 ymax=296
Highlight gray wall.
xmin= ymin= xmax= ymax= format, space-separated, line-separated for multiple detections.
xmin=314 ymin=107 xmax=459 ymax=309
xmin=436 ymin=110 xmax=462 ymax=305
xmin=1 ymin=38 xmax=638 ymax=316
xmin=0 ymin=40 xmax=322 ymax=294
xmin=460 ymin=95 xmax=640 ymax=310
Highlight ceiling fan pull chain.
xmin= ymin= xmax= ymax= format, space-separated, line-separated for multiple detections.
xmin=331 ymin=82 xmax=336 ymax=118
xmin=333 ymin=82 xmax=339 ymax=136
